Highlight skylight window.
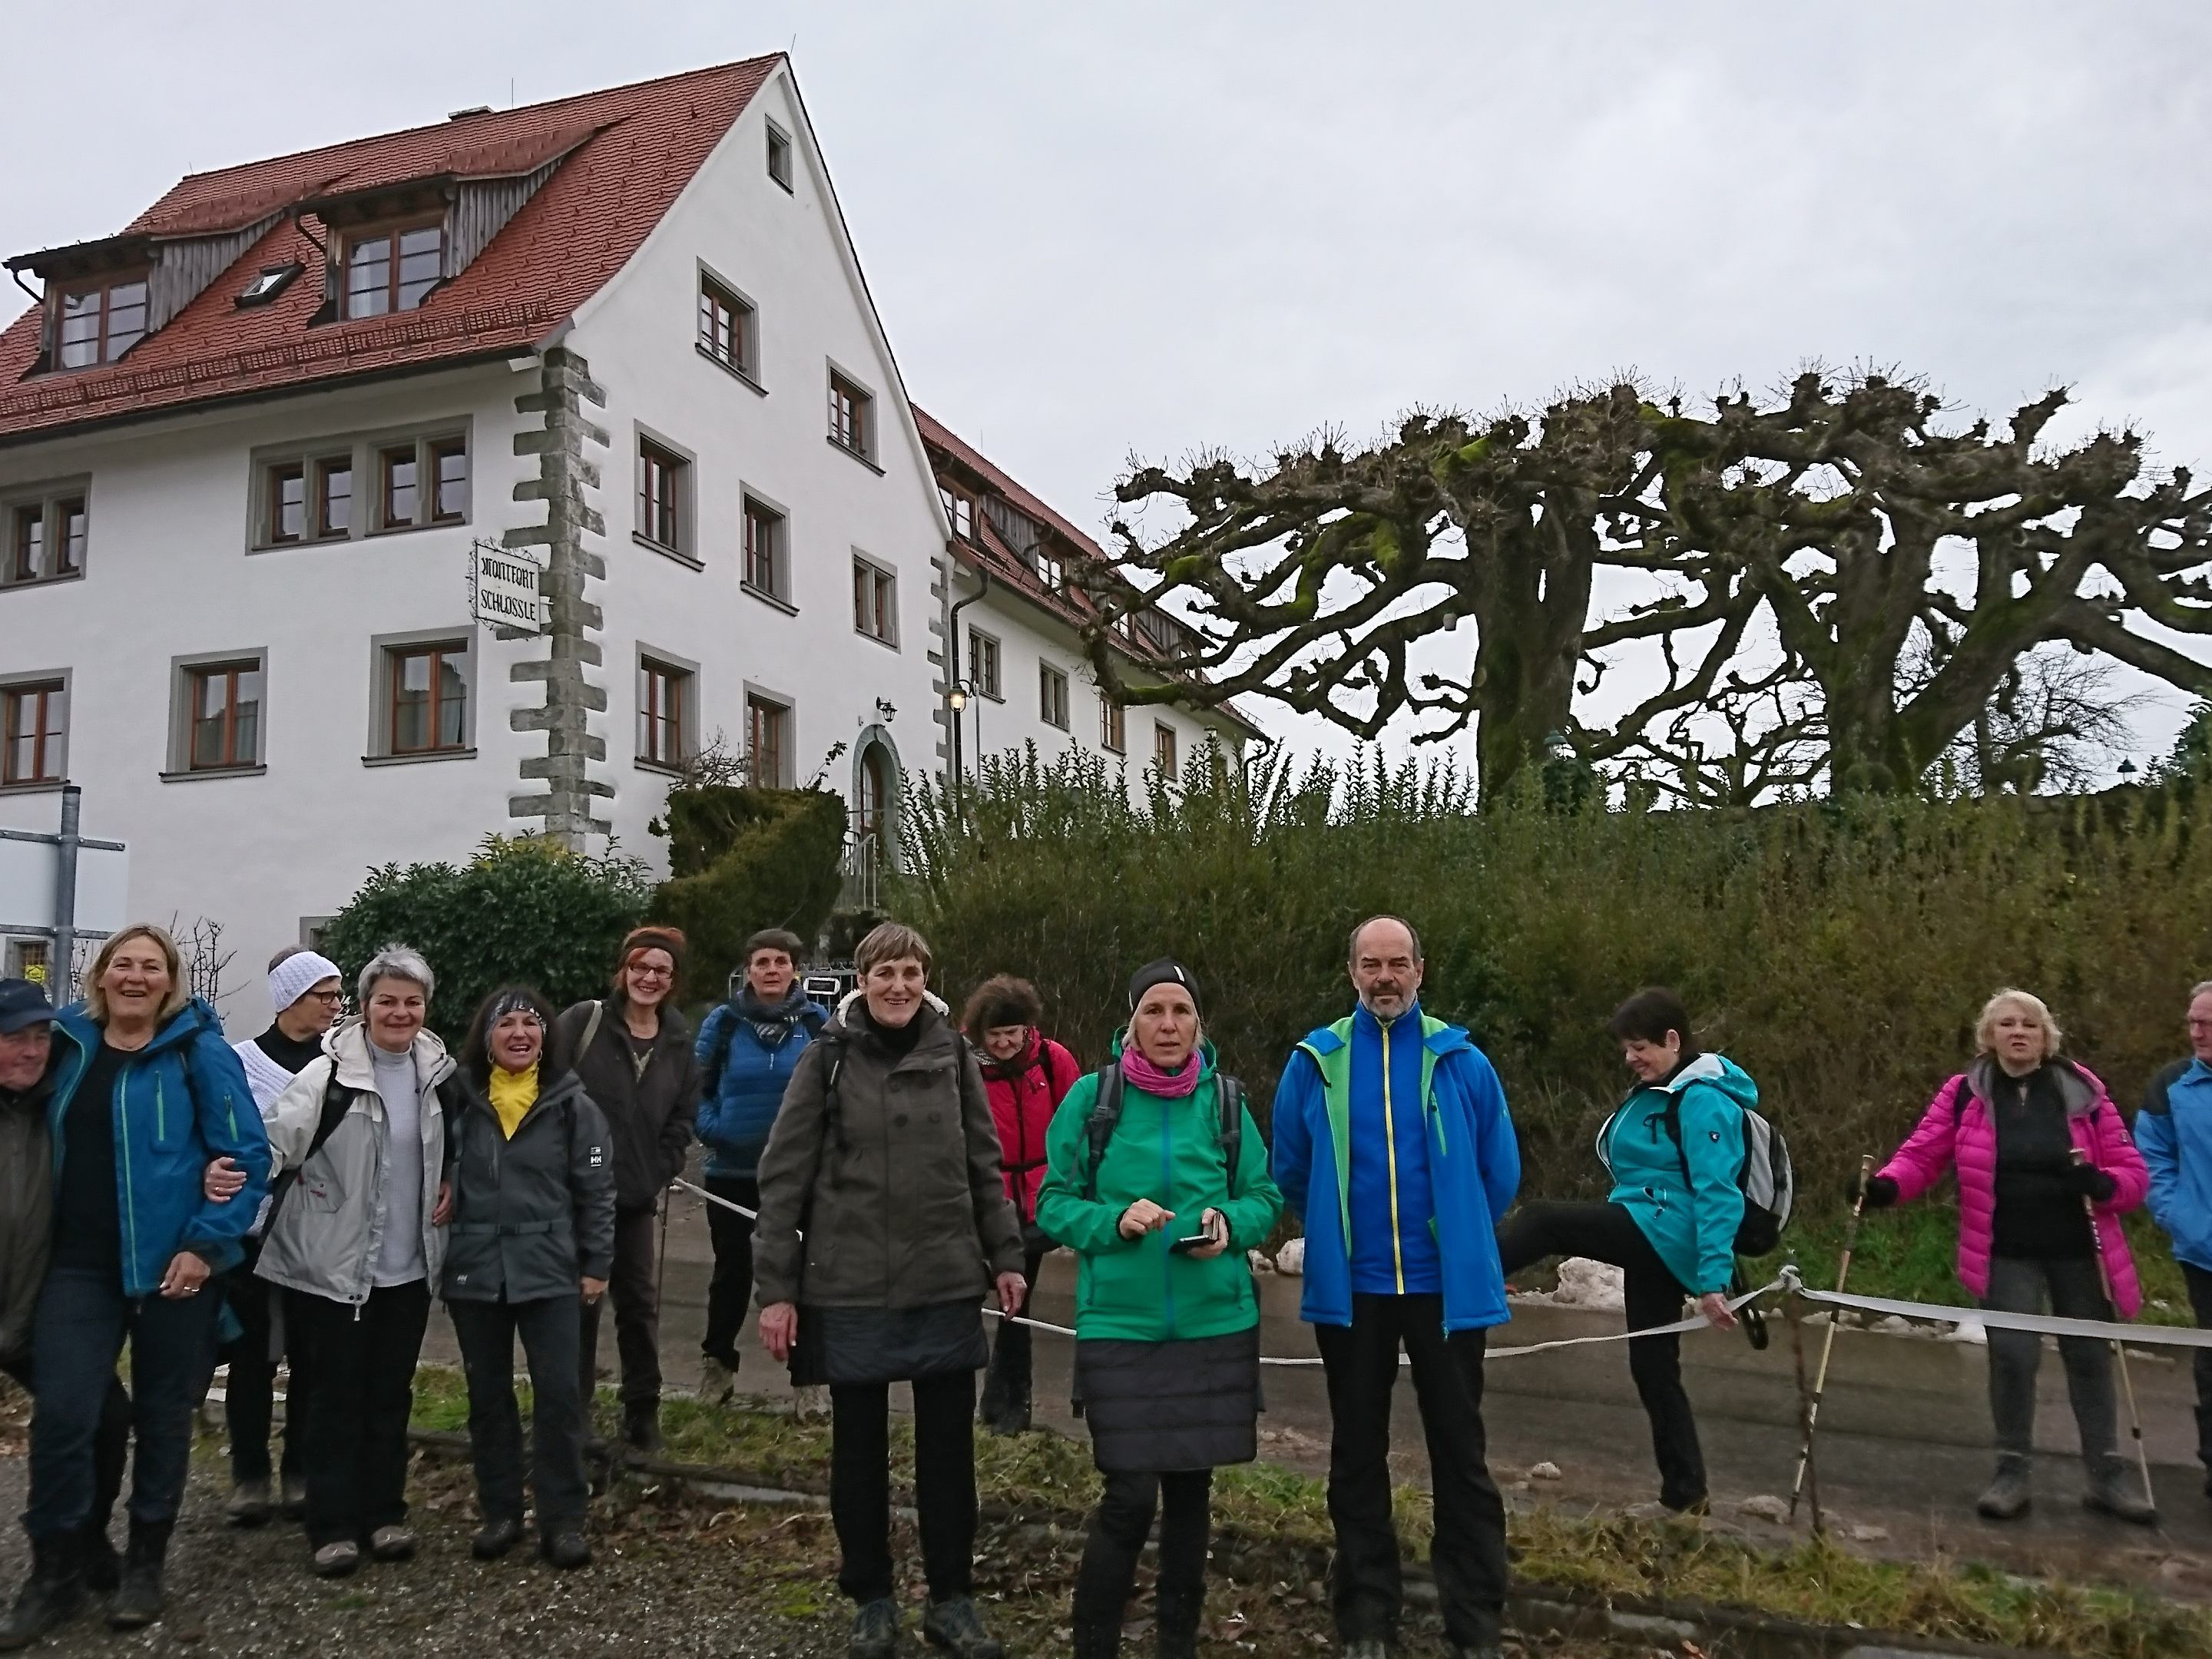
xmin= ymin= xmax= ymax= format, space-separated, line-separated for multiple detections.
xmin=237 ymin=263 xmax=303 ymax=307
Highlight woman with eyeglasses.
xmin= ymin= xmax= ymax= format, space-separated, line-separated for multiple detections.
xmin=445 ymin=986 xmax=616 ymax=1570
xmin=555 ymin=927 xmax=698 ymax=1455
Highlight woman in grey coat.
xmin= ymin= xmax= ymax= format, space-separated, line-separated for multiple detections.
xmin=442 ymin=986 xmax=616 ymax=1571
xmin=755 ymin=922 xmax=1027 ymax=1659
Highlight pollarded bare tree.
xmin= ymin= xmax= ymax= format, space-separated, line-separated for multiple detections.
xmin=1090 ymin=369 xmax=2212 ymax=801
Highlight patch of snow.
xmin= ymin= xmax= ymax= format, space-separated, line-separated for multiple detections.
xmin=1528 ymin=1462 xmax=1563 ymax=1482
xmin=1737 ymin=1494 xmax=1791 ymax=1522
xmin=1512 ymin=1257 xmax=1625 ymax=1313
xmin=1273 ymin=1237 xmax=1306 ymax=1276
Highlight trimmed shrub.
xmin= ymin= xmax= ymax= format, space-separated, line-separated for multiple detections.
xmin=649 ymin=785 xmax=847 ymax=1001
xmin=894 ymin=746 xmax=2212 ymax=1219
xmin=321 ymin=835 xmax=655 ymax=1045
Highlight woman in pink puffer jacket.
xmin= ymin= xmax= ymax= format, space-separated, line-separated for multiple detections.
xmin=1864 ymin=988 xmax=2154 ymax=1525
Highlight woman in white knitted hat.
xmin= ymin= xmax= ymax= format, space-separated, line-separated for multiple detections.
xmin=219 ymin=946 xmax=344 ymax=1525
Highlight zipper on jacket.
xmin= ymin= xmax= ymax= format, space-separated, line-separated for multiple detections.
xmin=118 ymin=1063 xmax=141 ymax=1293
xmin=1382 ymin=1019 xmax=1405 ymax=1295
xmin=1161 ymin=1092 xmax=1176 ymax=1339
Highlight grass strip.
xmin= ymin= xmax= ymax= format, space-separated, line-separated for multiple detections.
xmin=408 ymin=1369 xmax=2210 ymax=1657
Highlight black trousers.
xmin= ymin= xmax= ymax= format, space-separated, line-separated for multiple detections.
xmin=2184 ymin=1263 xmax=2212 ymax=1474
xmin=452 ymin=1293 xmax=588 ymax=1536
xmin=1071 ymin=1467 xmax=1213 ymax=1626
xmin=27 ymin=1264 xmax=216 ymax=1541
xmin=580 ymin=1205 xmax=661 ymax=1411
xmin=218 ymin=1258 xmax=307 ymax=1486
xmin=979 ymin=1245 xmax=1048 ymax=1422
xmin=1495 ymin=1198 xmax=1707 ymax=1509
xmin=2 ymin=1353 xmax=127 ymax=1550
xmin=830 ymin=1370 xmax=977 ymax=1605
xmin=1314 ymin=1293 xmax=1505 ymax=1651
xmin=701 ymin=1175 xmax=760 ymax=1368
xmin=285 ymin=1280 xmax=431 ymax=1548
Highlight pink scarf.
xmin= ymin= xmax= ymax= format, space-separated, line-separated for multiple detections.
xmin=1121 ymin=1046 xmax=1201 ymax=1098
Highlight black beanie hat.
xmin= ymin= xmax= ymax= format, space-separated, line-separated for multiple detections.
xmin=1127 ymin=958 xmax=1200 ymax=1015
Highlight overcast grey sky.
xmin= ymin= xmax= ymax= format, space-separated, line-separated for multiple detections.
xmin=9 ymin=2 xmax=2210 ymax=771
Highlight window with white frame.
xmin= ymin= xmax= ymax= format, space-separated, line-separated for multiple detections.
xmin=638 ymin=654 xmax=694 ymax=770
xmin=969 ymin=630 xmax=1001 ymax=700
xmin=853 ymin=556 xmax=897 ymax=646
xmin=2 ymin=676 xmax=67 ymax=787
xmin=1040 ymin=664 xmax=1071 ymax=731
xmin=4 ymin=485 xmax=88 ymax=587
xmin=743 ymin=495 xmax=788 ymax=601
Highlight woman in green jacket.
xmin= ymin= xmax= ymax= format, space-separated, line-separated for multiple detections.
xmin=1035 ymin=959 xmax=1282 ymax=1659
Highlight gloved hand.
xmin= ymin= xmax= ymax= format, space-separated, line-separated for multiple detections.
xmin=1857 ymin=1174 xmax=1899 ymax=1210
xmin=2065 ymin=1162 xmax=2118 ymax=1204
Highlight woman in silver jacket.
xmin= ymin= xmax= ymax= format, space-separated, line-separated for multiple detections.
xmin=260 ymin=945 xmax=455 ymax=1579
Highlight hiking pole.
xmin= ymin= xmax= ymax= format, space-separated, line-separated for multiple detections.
xmin=2071 ymin=1149 xmax=2155 ymax=1510
xmin=1789 ymin=1154 xmax=1873 ymax=1525
xmin=1786 ymin=1271 xmax=1823 ymax=1536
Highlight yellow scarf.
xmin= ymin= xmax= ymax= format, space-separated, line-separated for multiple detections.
xmin=488 ymin=1062 xmax=539 ymax=1140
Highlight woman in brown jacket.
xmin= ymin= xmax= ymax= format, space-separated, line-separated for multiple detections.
xmin=554 ymin=926 xmax=699 ymax=1454
xmin=754 ymin=923 xmax=1026 ymax=1659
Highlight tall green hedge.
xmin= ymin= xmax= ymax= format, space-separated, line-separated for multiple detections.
xmin=320 ymin=836 xmax=655 ymax=1046
xmin=649 ymin=785 xmax=847 ymax=1002
xmin=893 ymin=747 xmax=2212 ymax=1211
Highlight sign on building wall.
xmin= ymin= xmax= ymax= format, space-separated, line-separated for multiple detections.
xmin=470 ymin=539 xmax=548 ymax=633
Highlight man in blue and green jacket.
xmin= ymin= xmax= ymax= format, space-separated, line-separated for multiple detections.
xmin=1271 ymin=916 xmax=1518 ymax=1659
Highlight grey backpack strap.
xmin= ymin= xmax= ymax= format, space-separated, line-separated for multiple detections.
xmin=578 ymin=999 xmax=605 ymax=1064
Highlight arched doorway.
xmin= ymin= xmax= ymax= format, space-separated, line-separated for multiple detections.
xmin=849 ymin=725 xmax=902 ymax=875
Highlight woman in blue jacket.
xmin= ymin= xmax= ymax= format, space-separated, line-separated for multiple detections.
xmin=3 ymin=926 xmax=270 ymax=1644
xmin=690 ymin=929 xmax=824 ymax=1403
xmin=1495 ymin=988 xmax=1748 ymax=1514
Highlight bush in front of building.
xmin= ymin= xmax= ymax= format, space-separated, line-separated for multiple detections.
xmin=322 ymin=834 xmax=656 ymax=1045
xmin=649 ymin=784 xmax=848 ymax=1002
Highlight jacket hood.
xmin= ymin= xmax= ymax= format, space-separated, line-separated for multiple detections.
xmin=830 ymin=987 xmax=952 ymax=1049
xmin=1650 ymin=1051 xmax=1758 ymax=1108
xmin=327 ymin=1017 xmax=455 ymax=1091
xmin=833 ymin=987 xmax=949 ymax=1022
xmin=1965 ymin=1055 xmax=2099 ymax=1116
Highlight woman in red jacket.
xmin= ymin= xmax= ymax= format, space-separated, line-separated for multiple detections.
xmin=962 ymin=976 xmax=1079 ymax=1434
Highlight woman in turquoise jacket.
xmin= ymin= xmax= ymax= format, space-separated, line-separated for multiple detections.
xmin=1036 ymin=959 xmax=1280 ymax=1659
xmin=1495 ymin=988 xmax=1749 ymax=1514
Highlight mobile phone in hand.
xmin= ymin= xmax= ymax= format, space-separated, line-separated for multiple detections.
xmin=1169 ymin=1214 xmax=1220 ymax=1254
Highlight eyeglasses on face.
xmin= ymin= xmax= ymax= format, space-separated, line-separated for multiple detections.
xmin=628 ymin=965 xmax=674 ymax=981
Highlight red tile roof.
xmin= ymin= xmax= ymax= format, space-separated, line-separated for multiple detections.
xmin=0 ymin=56 xmax=780 ymax=445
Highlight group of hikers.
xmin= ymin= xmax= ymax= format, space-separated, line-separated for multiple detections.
xmin=1 ymin=911 xmax=2210 ymax=1659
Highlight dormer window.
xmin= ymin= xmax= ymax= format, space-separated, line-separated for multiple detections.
xmin=57 ymin=277 xmax=147 ymax=368
xmin=344 ymin=224 xmax=443 ymax=319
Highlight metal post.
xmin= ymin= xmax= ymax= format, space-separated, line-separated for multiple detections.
xmin=52 ymin=784 xmax=81 ymax=1003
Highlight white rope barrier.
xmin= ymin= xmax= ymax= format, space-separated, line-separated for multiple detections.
xmin=1779 ymin=1266 xmax=2212 ymax=1351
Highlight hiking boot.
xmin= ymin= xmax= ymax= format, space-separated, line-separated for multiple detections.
xmin=1341 ymin=1641 xmax=1391 ymax=1659
xmin=697 ymin=1356 xmax=738 ymax=1408
xmin=849 ymin=1597 xmax=901 ymax=1659
xmin=368 ymin=1525 xmax=417 ymax=1562
xmin=472 ymin=1518 xmax=524 ymax=1560
xmin=922 ymin=1594 xmax=1002 ymax=1657
xmin=1976 ymin=1454 xmax=2033 ymax=1520
xmin=107 ymin=1521 xmax=171 ymax=1630
xmin=311 ymin=1541 xmax=360 ymax=1579
xmin=623 ymin=1402 xmax=664 ymax=1455
xmin=73 ymin=1527 xmax=118 ymax=1596
xmin=2083 ymin=1457 xmax=2158 ymax=1525
xmin=540 ymin=1530 xmax=592 ymax=1570
xmin=1071 ymin=1618 xmax=1121 ymax=1657
xmin=0 ymin=1538 xmax=82 ymax=1651
xmin=226 ymin=1479 xmax=273 ymax=1528
xmin=280 ymin=1475 xmax=309 ymax=1521
xmin=1155 ymin=1586 xmax=1202 ymax=1659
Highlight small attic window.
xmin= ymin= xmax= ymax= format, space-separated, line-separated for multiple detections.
xmin=765 ymin=122 xmax=793 ymax=192
xmin=237 ymin=263 xmax=303 ymax=307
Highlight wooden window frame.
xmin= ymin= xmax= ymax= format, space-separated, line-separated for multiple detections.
xmin=316 ymin=457 xmax=353 ymax=539
xmin=766 ymin=122 xmax=794 ymax=191
xmin=377 ymin=444 xmax=419 ymax=532
xmin=1154 ymin=721 xmax=1178 ymax=778
xmin=54 ymin=275 xmax=148 ymax=369
xmin=746 ymin=693 xmax=790 ymax=788
xmin=10 ymin=505 xmax=44 ymax=583
xmin=343 ymin=219 xmax=445 ymax=320
xmin=2 ymin=680 xmax=66 ymax=786
xmin=742 ymin=495 xmax=785 ymax=599
xmin=385 ymin=641 xmax=469 ymax=757
xmin=852 ymin=556 xmax=897 ymax=646
xmin=698 ymin=276 xmax=756 ymax=376
xmin=185 ymin=661 xmax=262 ymax=773
xmin=1040 ymin=664 xmax=1071 ymax=731
xmin=429 ymin=437 xmax=469 ymax=524
xmin=939 ymin=485 xmax=974 ymax=542
xmin=828 ymin=373 xmax=872 ymax=459
xmin=1101 ymin=694 xmax=1126 ymax=755
xmin=637 ymin=440 xmax=685 ymax=553
xmin=638 ymin=657 xmax=691 ymax=770
xmin=2 ymin=488 xmax=91 ymax=588
xmin=268 ymin=462 xmax=307 ymax=545
xmin=969 ymin=629 xmax=1002 ymax=700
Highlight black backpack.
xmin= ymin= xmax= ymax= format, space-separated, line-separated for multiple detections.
xmin=1078 ymin=1065 xmax=1246 ymax=1201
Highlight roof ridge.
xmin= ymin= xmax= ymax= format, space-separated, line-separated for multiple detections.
xmin=167 ymin=54 xmax=784 ymax=191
